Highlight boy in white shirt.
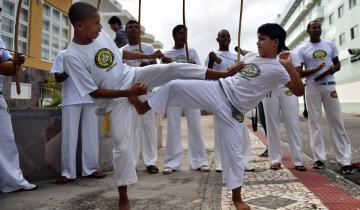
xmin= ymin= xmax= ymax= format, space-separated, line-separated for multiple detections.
xmin=129 ymin=23 xmax=304 ymax=210
xmin=205 ymin=29 xmax=254 ymax=173
xmin=296 ymin=20 xmax=352 ymax=174
xmin=65 ymin=3 xmax=244 ymax=209
xmin=162 ymin=25 xmax=209 ymax=174
xmin=51 ymin=50 xmax=104 ymax=183
xmin=121 ymin=20 xmax=159 ymax=174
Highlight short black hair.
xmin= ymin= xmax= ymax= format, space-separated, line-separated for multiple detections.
xmin=257 ymin=23 xmax=286 ymax=53
xmin=217 ymin=29 xmax=229 ymax=38
xmin=307 ymin=20 xmax=320 ymax=30
xmin=172 ymin=25 xmax=186 ymax=37
xmin=68 ymin=2 xmax=97 ymax=26
xmin=125 ymin=20 xmax=139 ymax=30
xmin=108 ymin=16 xmax=122 ymax=25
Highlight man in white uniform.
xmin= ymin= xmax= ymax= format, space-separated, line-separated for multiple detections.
xmin=296 ymin=20 xmax=353 ymax=174
xmin=65 ymin=3 xmax=244 ymax=209
xmin=0 ymin=35 xmax=37 ymax=192
xmin=205 ymin=29 xmax=254 ymax=173
xmin=51 ymin=50 xmax=104 ymax=183
xmin=162 ymin=25 xmax=209 ymax=174
xmin=262 ymin=50 xmax=306 ymax=171
xmin=121 ymin=20 xmax=159 ymax=174
xmin=129 ymin=23 xmax=304 ymax=210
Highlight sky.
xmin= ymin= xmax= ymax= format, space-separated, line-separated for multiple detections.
xmin=118 ymin=0 xmax=288 ymax=63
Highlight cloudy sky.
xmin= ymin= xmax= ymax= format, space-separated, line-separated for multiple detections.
xmin=119 ymin=0 xmax=288 ymax=63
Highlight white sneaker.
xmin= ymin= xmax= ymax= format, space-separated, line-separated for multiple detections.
xmin=198 ymin=165 xmax=210 ymax=172
xmin=215 ymin=166 xmax=222 ymax=173
xmin=163 ymin=167 xmax=174 ymax=174
xmin=245 ymin=165 xmax=255 ymax=172
xmin=22 ymin=183 xmax=38 ymax=191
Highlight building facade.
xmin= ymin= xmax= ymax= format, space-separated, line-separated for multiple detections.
xmin=0 ymin=0 xmax=162 ymax=108
xmin=277 ymin=0 xmax=360 ymax=105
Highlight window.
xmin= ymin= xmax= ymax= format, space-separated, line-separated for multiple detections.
xmin=0 ymin=0 xmax=30 ymax=53
xmin=339 ymin=33 xmax=346 ymax=45
xmin=329 ymin=13 xmax=334 ymax=25
xmin=41 ymin=4 xmax=70 ymax=62
xmin=351 ymin=25 xmax=359 ymax=39
xmin=338 ymin=4 xmax=344 ymax=18
xmin=349 ymin=0 xmax=357 ymax=9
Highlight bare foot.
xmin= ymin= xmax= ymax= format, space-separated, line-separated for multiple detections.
xmin=118 ymin=198 xmax=130 ymax=210
xmin=233 ymin=200 xmax=251 ymax=210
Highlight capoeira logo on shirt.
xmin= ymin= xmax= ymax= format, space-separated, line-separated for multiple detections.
xmin=174 ymin=55 xmax=190 ymax=63
xmin=285 ymin=89 xmax=293 ymax=96
xmin=313 ymin=50 xmax=327 ymax=60
xmin=238 ymin=63 xmax=261 ymax=80
xmin=330 ymin=91 xmax=338 ymax=98
xmin=95 ymin=48 xmax=114 ymax=68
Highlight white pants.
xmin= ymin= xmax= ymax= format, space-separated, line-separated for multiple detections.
xmin=164 ymin=106 xmax=208 ymax=170
xmin=0 ymin=96 xmax=30 ymax=192
xmin=149 ymin=80 xmax=244 ymax=190
xmin=215 ymin=118 xmax=252 ymax=170
xmin=132 ymin=94 xmax=157 ymax=167
xmin=61 ymin=103 xmax=100 ymax=179
xmin=262 ymin=87 xmax=304 ymax=166
xmin=110 ymin=63 xmax=207 ymax=186
xmin=305 ymin=84 xmax=351 ymax=165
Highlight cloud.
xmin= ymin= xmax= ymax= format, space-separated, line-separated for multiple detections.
xmin=119 ymin=0 xmax=286 ymax=62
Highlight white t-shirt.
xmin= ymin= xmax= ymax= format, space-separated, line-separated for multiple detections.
xmin=219 ymin=52 xmax=291 ymax=114
xmin=164 ymin=48 xmax=201 ymax=65
xmin=277 ymin=51 xmax=301 ymax=88
xmin=64 ymin=31 xmax=135 ymax=111
xmin=50 ymin=50 xmax=93 ymax=106
xmin=0 ymin=38 xmax=11 ymax=93
xmin=121 ymin=43 xmax=156 ymax=67
xmin=204 ymin=50 xmax=240 ymax=71
xmin=297 ymin=39 xmax=338 ymax=85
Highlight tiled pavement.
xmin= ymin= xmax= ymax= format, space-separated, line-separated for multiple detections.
xmin=221 ymin=127 xmax=360 ymax=210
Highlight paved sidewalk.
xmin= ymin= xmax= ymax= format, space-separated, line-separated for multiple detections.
xmin=0 ymin=115 xmax=360 ymax=210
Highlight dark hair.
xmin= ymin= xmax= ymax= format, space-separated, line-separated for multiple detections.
xmin=68 ymin=2 xmax=97 ymax=26
xmin=125 ymin=20 xmax=139 ymax=30
xmin=307 ymin=20 xmax=320 ymax=30
xmin=108 ymin=16 xmax=122 ymax=25
xmin=172 ymin=25 xmax=186 ymax=37
xmin=257 ymin=23 xmax=286 ymax=53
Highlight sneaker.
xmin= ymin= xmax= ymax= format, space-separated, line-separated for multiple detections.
xmin=215 ymin=166 xmax=222 ymax=173
xmin=163 ymin=167 xmax=174 ymax=174
xmin=340 ymin=165 xmax=354 ymax=175
xmin=312 ymin=160 xmax=325 ymax=169
xmin=245 ymin=165 xmax=255 ymax=172
xmin=22 ymin=183 xmax=38 ymax=191
xmin=146 ymin=165 xmax=159 ymax=174
xmin=197 ymin=165 xmax=210 ymax=172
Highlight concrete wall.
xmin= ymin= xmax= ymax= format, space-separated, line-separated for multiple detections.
xmin=10 ymin=108 xmax=113 ymax=182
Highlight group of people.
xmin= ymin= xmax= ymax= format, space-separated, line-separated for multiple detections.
xmin=0 ymin=2 xmax=354 ymax=210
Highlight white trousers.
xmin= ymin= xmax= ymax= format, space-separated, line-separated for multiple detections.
xmin=149 ymin=80 xmax=244 ymax=190
xmin=305 ymin=84 xmax=351 ymax=165
xmin=164 ymin=106 xmax=208 ymax=170
xmin=0 ymin=96 xmax=30 ymax=192
xmin=110 ymin=63 xmax=207 ymax=186
xmin=61 ymin=103 xmax=100 ymax=179
xmin=214 ymin=118 xmax=252 ymax=170
xmin=132 ymin=93 xmax=157 ymax=167
xmin=262 ymin=87 xmax=304 ymax=166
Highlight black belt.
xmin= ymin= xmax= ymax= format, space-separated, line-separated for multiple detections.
xmin=319 ymin=81 xmax=336 ymax=85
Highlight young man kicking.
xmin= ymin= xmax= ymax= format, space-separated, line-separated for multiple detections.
xmin=129 ymin=23 xmax=304 ymax=210
xmin=65 ymin=3 xmax=244 ymax=209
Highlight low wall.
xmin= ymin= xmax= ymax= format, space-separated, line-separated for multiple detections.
xmin=10 ymin=108 xmax=113 ymax=182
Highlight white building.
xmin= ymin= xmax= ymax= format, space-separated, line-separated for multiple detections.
xmin=277 ymin=0 xmax=360 ymax=105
